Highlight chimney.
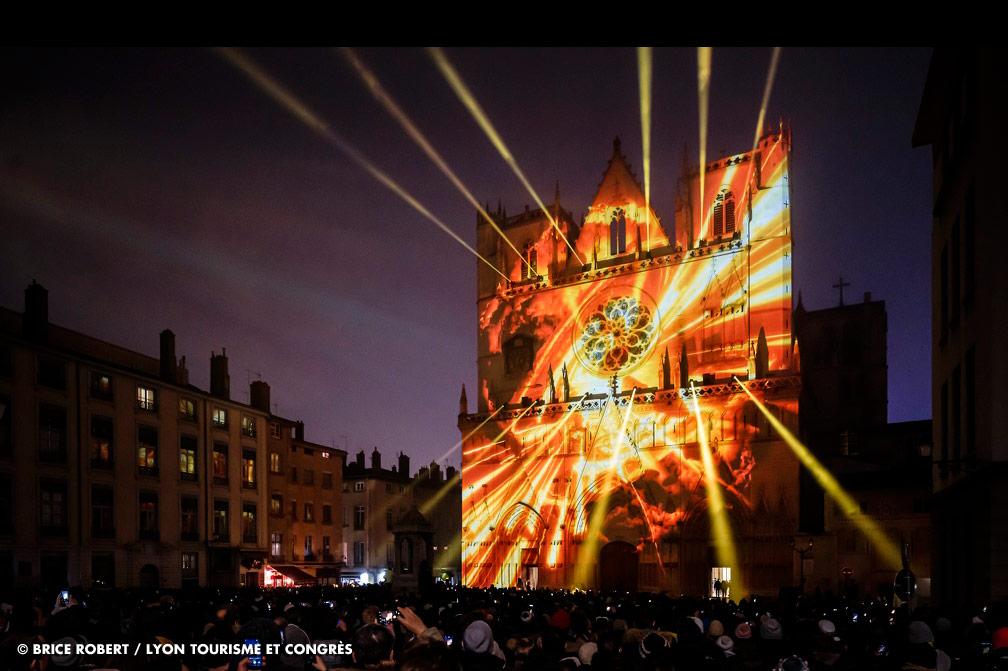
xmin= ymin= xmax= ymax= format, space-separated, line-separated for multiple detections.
xmin=864 ymin=291 xmax=872 ymax=303
xmin=398 ymin=452 xmax=410 ymax=477
xmin=371 ymin=448 xmax=381 ymax=470
xmin=160 ymin=329 xmax=177 ymax=383
xmin=23 ymin=281 xmax=49 ymax=341
xmin=250 ymin=380 xmax=271 ymax=413
xmin=356 ymin=451 xmax=365 ymax=469
xmin=294 ymin=421 xmax=304 ymax=441
xmin=210 ymin=350 xmax=230 ymax=399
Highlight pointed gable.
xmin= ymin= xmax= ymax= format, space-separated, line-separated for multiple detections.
xmin=576 ymin=137 xmax=670 ymax=262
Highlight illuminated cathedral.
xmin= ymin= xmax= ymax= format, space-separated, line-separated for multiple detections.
xmin=458 ymin=128 xmax=802 ymax=595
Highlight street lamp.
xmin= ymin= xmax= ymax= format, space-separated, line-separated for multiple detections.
xmin=791 ymin=536 xmax=814 ymax=592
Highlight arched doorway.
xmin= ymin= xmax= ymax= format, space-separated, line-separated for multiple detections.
xmin=599 ymin=541 xmax=638 ymax=592
xmin=139 ymin=563 xmax=159 ymax=589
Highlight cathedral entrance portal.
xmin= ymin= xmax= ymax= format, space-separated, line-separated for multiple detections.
xmin=599 ymin=541 xmax=638 ymax=592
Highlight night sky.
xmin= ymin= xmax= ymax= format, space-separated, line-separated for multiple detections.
xmin=0 ymin=47 xmax=933 ymax=468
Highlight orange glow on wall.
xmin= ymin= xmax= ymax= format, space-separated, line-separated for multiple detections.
xmin=461 ymin=129 xmax=798 ymax=591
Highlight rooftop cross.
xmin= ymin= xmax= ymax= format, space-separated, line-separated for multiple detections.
xmin=832 ymin=276 xmax=851 ymax=306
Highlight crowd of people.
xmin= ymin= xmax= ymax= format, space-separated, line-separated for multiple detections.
xmin=1 ymin=583 xmax=1006 ymax=671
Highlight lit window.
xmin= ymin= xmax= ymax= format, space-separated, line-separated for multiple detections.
xmin=137 ymin=386 xmax=156 ymax=412
xmin=271 ymin=493 xmax=282 ymax=515
xmin=271 ymin=532 xmax=283 ymax=558
xmin=213 ymin=443 xmax=228 ymax=483
xmin=90 ymin=415 xmax=113 ymax=467
xmin=354 ymin=481 xmax=365 ymax=492
xmin=179 ymin=398 xmax=197 ymax=422
xmin=213 ymin=500 xmax=229 ymax=541
xmin=181 ymin=497 xmax=198 ymax=540
xmin=241 ymin=415 xmax=256 ymax=438
xmin=269 ymin=452 xmax=282 ymax=473
xmin=90 ymin=372 xmax=113 ymax=400
xmin=242 ymin=450 xmax=256 ymax=488
xmin=354 ymin=541 xmax=365 ymax=566
xmin=304 ymin=503 xmax=314 ymax=523
xmin=212 ymin=408 xmax=227 ymax=429
xmin=242 ymin=503 xmax=256 ymax=543
xmin=305 ymin=535 xmax=314 ymax=558
xmin=137 ymin=426 xmax=158 ymax=474
xmin=180 ymin=436 xmax=197 ymax=479
xmin=139 ymin=491 xmax=158 ymax=539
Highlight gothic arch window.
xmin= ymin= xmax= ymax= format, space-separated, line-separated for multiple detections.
xmin=711 ymin=190 xmax=736 ymax=237
xmin=724 ymin=192 xmax=736 ymax=234
xmin=503 ymin=334 xmax=534 ymax=376
xmin=523 ymin=242 xmax=538 ymax=279
xmin=609 ymin=208 xmax=627 ymax=255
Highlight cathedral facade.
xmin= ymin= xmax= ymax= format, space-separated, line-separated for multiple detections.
xmin=459 ymin=128 xmax=801 ymax=596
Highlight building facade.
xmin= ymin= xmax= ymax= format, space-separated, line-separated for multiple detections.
xmin=0 ymin=282 xmax=335 ymax=589
xmin=260 ymin=387 xmax=346 ymax=587
xmin=338 ymin=449 xmax=462 ymax=586
xmin=794 ymin=295 xmax=932 ymax=599
xmin=914 ymin=47 xmax=1008 ymax=611
xmin=341 ymin=449 xmax=412 ymax=583
xmin=459 ymin=132 xmax=802 ymax=595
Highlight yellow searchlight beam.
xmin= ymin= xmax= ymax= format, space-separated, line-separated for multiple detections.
xmin=732 ymin=376 xmax=901 ymax=567
xmin=689 ymin=381 xmax=745 ymax=598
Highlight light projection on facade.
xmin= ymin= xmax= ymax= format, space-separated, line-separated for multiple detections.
xmin=459 ymin=129 xmax=802 ymax=594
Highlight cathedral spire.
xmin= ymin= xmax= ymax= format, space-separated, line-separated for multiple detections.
xmin=561 ymin=362 xmax=570 ymax=402
xmin=459 ymin=383 xmax=468 ymax=416
xmin=547 ymin=364 xmax=557 ymax=404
